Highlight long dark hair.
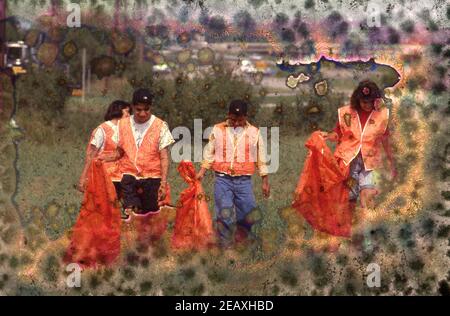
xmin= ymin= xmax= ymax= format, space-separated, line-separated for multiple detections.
xmin=350 ymin=80 xmax=382 ymax=110
xmin=104 ymin=100 xmax=131 ymax=121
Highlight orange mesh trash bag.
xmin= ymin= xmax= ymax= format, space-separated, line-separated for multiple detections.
xmin=171 ymin=161 xmax=215 ymax=250
xmin=64 ymin=160 xmax=121 ymax=268
xmin=293 ymin=131 xmax=352 ymax=237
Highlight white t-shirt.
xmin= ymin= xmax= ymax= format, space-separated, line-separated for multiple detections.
xmin=132 ymin=118 xmax=152 ymax=148
xmin=127 ymin=115 xmax=175 ymax=150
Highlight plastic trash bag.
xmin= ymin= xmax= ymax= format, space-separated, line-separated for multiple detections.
xmin=171 ymin=161 xmax=215 ymax=250
xmin=64 ymin=160 xmax=121 ymax=268
xmin=293 ymin=131 xmax=352 ymax=237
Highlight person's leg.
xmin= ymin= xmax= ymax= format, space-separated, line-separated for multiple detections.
xmin=214 ymin=175 xmax=236 ymax=248
xmin=348 ymin=154 xmax=362 ymax=203
xmin=112 ymin=181 xmax=128 ymax=220
xmin=120 ymin=175 xmax=141 ymax=220
xmin=113 ymin=181 xmax=122 ymax=199
xmin=233 ymin=176 xmax=257 ymax=243
xmin=359 ymin=170 xmax=378 ymax=210
xmin=136 ymin=178 xmax=160 ymax=214
xmin=358 ymin=169 xmax=378 ymax=252
xmin=134 ymin=178 xmax=167 ymax=244
xmin=345 ymin=154 xmax=373 ymax=252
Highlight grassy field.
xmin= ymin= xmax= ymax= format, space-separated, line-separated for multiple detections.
xmin=5 ymin=85 xmax=449 ymax=296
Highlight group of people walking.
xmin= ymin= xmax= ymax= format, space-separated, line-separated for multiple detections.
xmin=68 ymin=79 xmax=397 ymax=267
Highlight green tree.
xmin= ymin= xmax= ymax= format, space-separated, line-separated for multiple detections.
xmin=233 ymin=10 xmax=256 ymax=40
xmin=274 ymin=12 xmax=289 ymax=28
xmin=205 ymin=15 xmax=227 ymax=42
xmin=62 ymin=26 xmax=110 ymax=82
xmin=121 ymin=68 xmax=260 ymax=131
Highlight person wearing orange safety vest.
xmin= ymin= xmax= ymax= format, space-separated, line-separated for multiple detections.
xmin=114 ymin=88 xmax=175 ymax=221
xmin=196 ymin=100 xmax=270 ymax=248
xmin=69 ymin=100 xmax=131 ymax=268
xmin=322 ymin=80 xmax=397 ymax=250
xmin=77 ymin=100 xmax=131 ymax=198
xmin=324 ymin=80 xmax=397 ymax=204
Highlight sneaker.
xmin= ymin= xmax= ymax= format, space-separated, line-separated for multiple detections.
xmin=121 ymin=208 xmax=131 ymax=222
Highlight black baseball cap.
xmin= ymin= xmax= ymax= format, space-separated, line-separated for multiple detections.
xmin=132 ymin=88 xmax=154 ymax=106
xmin=228 ymin=99 xmax=248 ymax=116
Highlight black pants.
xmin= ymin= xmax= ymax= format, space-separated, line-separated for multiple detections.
xmin=113 ymin=181 xmax=122 ymax=200
xmin=121 ymin=175 xmax=161 ymax=214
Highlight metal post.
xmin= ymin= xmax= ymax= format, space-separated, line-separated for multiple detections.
xmin=0 ymin=0 xmax=6 ymax=68
xmin=87 ymin=65 xmax=91 ymax=95
xmin=82 ymin=47 xmax=86 ymax=103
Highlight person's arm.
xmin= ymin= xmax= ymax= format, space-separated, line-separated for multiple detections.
xmin=78 ymin=128 xmax=104 ymax=192
xmin=197 ymin=128 xmax=216 ymax=180
xmin=77 ymin=144 xmax=100 ymax=192
xmin=158 ymin=122 xmax=175 ymax=201
xmin=381 ymin=127 xmax=397 ymax=179
xmin=97 ymin=147 xmax=123 ymax=162
xmin=158 ymin=147 xmax=170 ymax=201
xmin=321 ymin=121 xmax=341 ymax=142
xmin=257 ymin=131 xmax=270 ymax=198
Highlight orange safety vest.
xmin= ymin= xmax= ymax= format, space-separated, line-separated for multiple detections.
xmin=118 ymin=116 xmax=164 ymax=179
xmin=211 ymin=122 xmax=259 ymax=176
xmin=88 ymin=121 xmax=121 ymax=182
xmin=334 ymin=105 xmax=389 ymax=171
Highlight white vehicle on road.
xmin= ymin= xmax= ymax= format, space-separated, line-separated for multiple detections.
xmin=153 ymin=63 xmax=170 ymax=73
xmin=240 ymin=59 xmax=258 ymax=74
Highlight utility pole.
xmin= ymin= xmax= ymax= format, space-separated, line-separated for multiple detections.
xmin=87 ymin=66 xmax=91 ymax=95
xmin=114 ymin=0 xmax=121 ymax=31
xmin=50 ymin=0 xmax=60 ymax=17
xmin=82 ymin=48 xmax=86 ymax=103
xmin=0 ymin=0 xmax=6 ymax=68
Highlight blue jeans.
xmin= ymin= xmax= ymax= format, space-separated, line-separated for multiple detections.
xmin=214 ymin=172 xmax=257 ymax=247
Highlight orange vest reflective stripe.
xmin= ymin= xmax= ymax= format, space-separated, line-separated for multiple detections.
xmin=335 ymin=105 xmax=389 ymax=170
xmin=87 ymin=122 xmax=121 ymax=182
xmin=211 ymin=122 xmax=259 ymax=176
xmin=118 ymin=116 xmax=163 ymax=179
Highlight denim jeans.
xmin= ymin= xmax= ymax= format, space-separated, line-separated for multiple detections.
xmin=214 ymin=172 xmax=257 ymax=247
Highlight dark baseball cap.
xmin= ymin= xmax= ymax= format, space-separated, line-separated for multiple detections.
xmin=228 ymin=99 xmax=248 ymax=116
xmin=132 ymin=88 xmax=154 ymax=105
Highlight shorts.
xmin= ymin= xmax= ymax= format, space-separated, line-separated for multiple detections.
xmin=348 ymin=153 xmax=377 ymax=201
xmin=120 ymin=174 xmax=161 ymax=214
